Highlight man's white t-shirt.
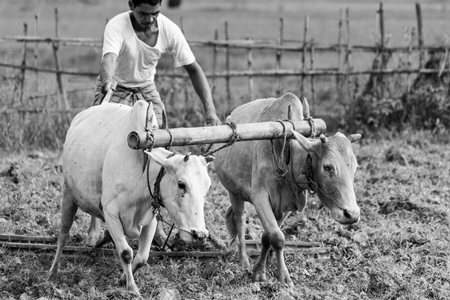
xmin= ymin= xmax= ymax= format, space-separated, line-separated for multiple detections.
xmin=102 ymin=12 xmax=195 ymax=88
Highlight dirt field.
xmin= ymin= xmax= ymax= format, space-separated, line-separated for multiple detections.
xmin=1 ymin=131 xmax=449 ymax=300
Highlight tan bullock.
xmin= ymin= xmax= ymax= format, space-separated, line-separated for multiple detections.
xmin=214 ymin=93 xmax=360 ymax=286
xmin=48 ymin=100 xmax=214 ymax=295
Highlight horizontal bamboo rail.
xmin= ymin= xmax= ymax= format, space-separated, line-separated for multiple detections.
xmin=127 ymin=119 xmax=326 ymax=149
xmin=1 ymin=35 xmax=448 ymax=53
xmin=2 ymin=61 xmax=448 ymax=79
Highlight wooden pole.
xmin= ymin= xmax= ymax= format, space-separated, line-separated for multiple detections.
xmin=53 ymin=7 xmax=68 ymax=110
xmin=337 ymin=9 xmax=343 ymax=70
xmin=247 ymin=43 xmax=254 ymax=100
xmin=344 ymin=8 xmax=353 ymax=99
xmin=415 ymin=3 xmax=424 ymax=69
xmin=128 ymin=119 xmax=326 ymax=149
xmin=378 ymin=2 xmax=385 ymax=49
xmin=310 ymin=39 xmax=315 ymax=114
xmin=19 ymin=23 xmax=28 ymax=104
xmin=276 ymin=18 xmax=284 ymax=95
xmin=301 ymin=15 xmax=309 ymax=96
xmin=336 ymin=9 xmax=343 ymax=94
xmin=224 ymin=21 xmax=231 ymax=108
xmin=406 ymin=27 xmax=415 ymax=92
xmin=211 ymin=29 xmax=218 ymax=98
xmin=34 ymin=15 xmax=39 ymax=94
xmin=376 ymin=2 xmax=386 ymax=97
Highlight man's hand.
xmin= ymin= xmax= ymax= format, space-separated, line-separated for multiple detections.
xmin=101 ymin=79 xmax=115 ymax=95
xmin=204 ymin=111 xmax=221 ymax=126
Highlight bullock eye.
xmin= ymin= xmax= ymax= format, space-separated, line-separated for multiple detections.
xmin=323 ymin=164 xmax=334 ymax=173
xmin=178 ymin=181 xmax=186 ymax=190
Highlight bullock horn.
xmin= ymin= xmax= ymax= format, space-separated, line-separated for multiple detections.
xmin=301 ymin=97 xmax=310 ymax=119
xmin=347 ymin=134 xmax=362 ymax=143
xmin=320 ymin=134 xmax=328 ymax=144
xmin=183 ymin=152 xmax=192 ymax=162
xmin=291 ymin=129 xmax=317 ymax=152
xmin=287 ymin=105 xmax=292 ymax=121
xmin=204 ymin=155 xmax=215 ymax=164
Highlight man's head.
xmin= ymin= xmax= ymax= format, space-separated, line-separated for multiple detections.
xmin=130 ymin=0 xmax=162 ymax=6
xmin=128 ymin=0 xmax=162 ymax=31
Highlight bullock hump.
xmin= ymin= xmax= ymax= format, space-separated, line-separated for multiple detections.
xmin=229 ymin=93 xmax=304 ymax=124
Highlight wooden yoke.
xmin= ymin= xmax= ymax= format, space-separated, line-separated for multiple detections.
xmin=127 ymin=118 xmax=326 ymax=150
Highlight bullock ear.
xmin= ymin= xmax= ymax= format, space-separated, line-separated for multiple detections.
xmin=144 ymin=150 xmax=171 ymax=169
xmin=290 ymin=129 xmax=318 ymax=152
xmin=347 ymin=134 xmax=361 ymax=143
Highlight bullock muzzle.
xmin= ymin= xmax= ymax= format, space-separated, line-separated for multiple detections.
xmin=335 ymin=207 xmax=360 ymax=224
xmin=179 ymin=228 xmax=209 ymax=244
xmin=191 ymin=228 xmax=209 ymax=242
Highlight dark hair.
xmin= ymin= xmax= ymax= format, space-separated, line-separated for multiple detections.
xmin=131 ymin=0 xmax=162 ymax=6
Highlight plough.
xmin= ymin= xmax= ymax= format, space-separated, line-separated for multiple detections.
xmin=0 ymin=107 xmax=330 ymax=262
xmin=0 ymin=234 xmax=330 ymax=260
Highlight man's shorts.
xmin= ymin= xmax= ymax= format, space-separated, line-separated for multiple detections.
xmin=93 ymin=78 xmax=166 ymax=129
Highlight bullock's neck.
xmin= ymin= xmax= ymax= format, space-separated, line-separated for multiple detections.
xmin=283 ymin=139 xmax=309 ymax=212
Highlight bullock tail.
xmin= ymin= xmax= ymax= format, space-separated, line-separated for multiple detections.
xmin=225 ymin=206 xmax=238 ymax=244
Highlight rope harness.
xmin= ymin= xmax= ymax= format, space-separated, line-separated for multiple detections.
xmin=201 ymin=121 xmax=239 ymax=157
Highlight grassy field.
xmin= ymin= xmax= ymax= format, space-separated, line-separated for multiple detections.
xmin=0 ymin=131 xmax=449 ymax=299
xmin=0 ymin=2 xmax=449 ymax=299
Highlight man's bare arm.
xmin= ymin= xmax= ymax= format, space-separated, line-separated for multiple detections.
xmin=183 ymin=61 xmax=221 ymax=126
xmin=99 ymin=52 xmax=118 ymax=94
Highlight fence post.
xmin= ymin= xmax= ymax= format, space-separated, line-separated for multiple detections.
xmin=344 ymin=8 xmax=353 ymax=100
xmin=224 ymin=21 xmax=231 ymax=108
xmin=211 ymin=29 xmax=218 ymax=99
xmin=301 ymin=15 xmax=309 ymax=96
xmin=34 ymin=15 xmax=39 ymax=95
xmin=310 ymin=38 xmax=315 ymax=114
xmin=336 ymin=9 xmax=343 ymax=93
xmin=377 ymin=2 xmax=386 ymax=98
xmin=406 ymin=27 xmax=416 ymax=92
xmin=19 ymin=23 xmax=28 ymax=104
xmin=276 ymin=18 xmax=284 ymax=95
xmin=53 ymin=7 xmax=68 ymax=110
xmin=415 ymin=3 xmax=424 ymax=69
xmin=247 ymin=42 xmax=254 ymax=100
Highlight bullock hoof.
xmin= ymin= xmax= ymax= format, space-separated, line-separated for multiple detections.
xmin=48 ymin=271 xmax=57 ymax=282
xmin=277 ymin=272 xmax=294 ymax=287
xmin=252 ymin=271 xmax=267 ymax=282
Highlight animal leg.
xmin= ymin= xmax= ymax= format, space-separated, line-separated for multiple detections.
xmin=227 ymin=192 xmax=250 ymax=268
xmin=132 ymin=217 xmax=158 ymax=274
xmin=252 ymin=192 xmax=293 ymax=286
xmin=48 ymin=188 xmax=78 ymax=280
xmin=252 ymin=231 xmax=270 ymax=282
xmin=104 ymin=211 xmax=139 ymax=294
xmin=87 ymin=216 xmax=101 ymax=247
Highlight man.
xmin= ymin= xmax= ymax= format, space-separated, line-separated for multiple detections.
xmin=93 ymin=0 xmax=220 ymax=128
xmin=92 ymin=0 xmax=220 ymax=249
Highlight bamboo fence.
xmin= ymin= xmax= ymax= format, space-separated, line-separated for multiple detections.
xmin=0 ymin=3 xmax=449 ymax=116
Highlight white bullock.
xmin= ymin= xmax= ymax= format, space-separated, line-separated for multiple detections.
xmin=48 ymin=100 xmax=214 ymax=295
xmin=214 ymin=93 xmax=361 ymax=286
